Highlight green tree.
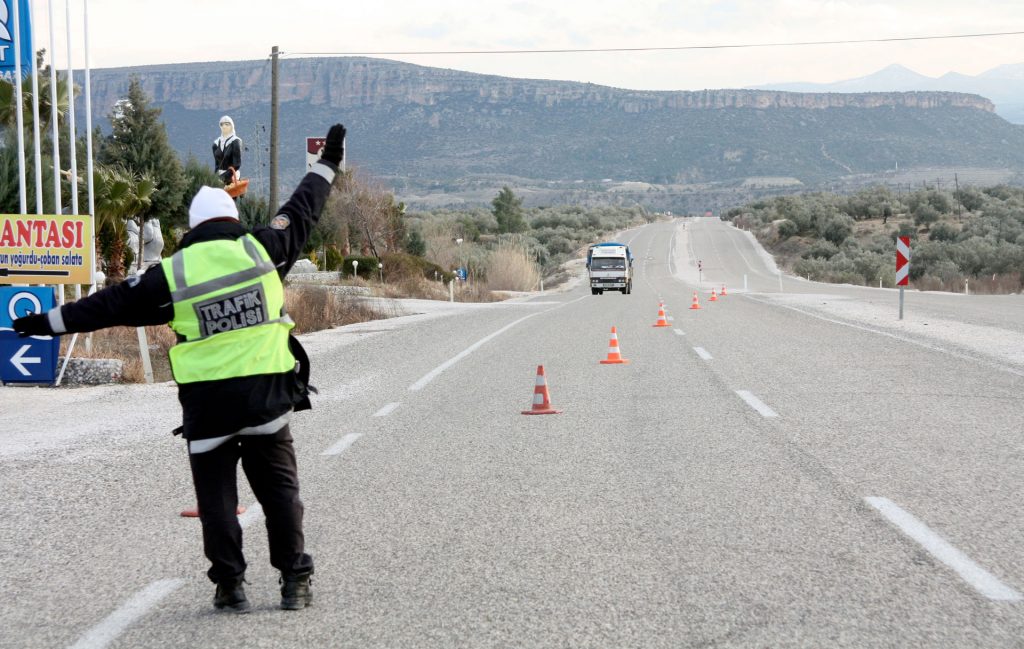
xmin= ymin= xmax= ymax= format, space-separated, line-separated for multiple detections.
xmin=404 ymin=228 xmax=427 ymax=256
xmin=492 ymin=186 xmax=526 ymax=233
xmin=99 ymin=77 xmax=185 ymax=227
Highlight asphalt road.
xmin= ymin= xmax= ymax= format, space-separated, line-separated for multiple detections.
xmin=2 ymin=218 xmax=1023 ymax=648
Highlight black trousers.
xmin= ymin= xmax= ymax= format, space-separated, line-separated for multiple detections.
xmin=188 ymin=425 xmax=314 ymax=583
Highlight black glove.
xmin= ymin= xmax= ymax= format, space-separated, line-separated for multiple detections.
xmin=13 ymin=312 xmax=53 ymax=337
xmin=321 ymin=124 xmax=346 ymax=166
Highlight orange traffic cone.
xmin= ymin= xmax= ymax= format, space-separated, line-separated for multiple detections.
xmin=181 ymin=504 xmax=247 ymax=518
xmin=600 ymin=326 xmax=630 ymax=364
xmin=521 ymin=365 xmax=562 ymax=415
xmin=720 ymin=285 xmax=728 ymax=296
xmin=709 ymin=289 xmax=718 ymax=302
xmin=652 ymin=303 xmax=671 ymax=327
xmin=690 ymin=292 xmax=701 ymax=310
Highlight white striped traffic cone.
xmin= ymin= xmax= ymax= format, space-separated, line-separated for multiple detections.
xmin=521 ymin=365 xmax=562 ymax=415
xmin=600 ymin=326 xmax=631 ymax=364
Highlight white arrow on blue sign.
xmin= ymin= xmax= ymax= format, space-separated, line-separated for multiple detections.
xmin=0 ymin=286 xmax=59 ymax=384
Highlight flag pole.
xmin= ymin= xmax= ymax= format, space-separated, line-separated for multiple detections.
xmin=29 ymin=0 xmax=44 ymax=215
xmin=13 ymin=0 xmax=27 ymax=214
xmin=65 ymin=0 xmax=81 ymax=299
xmin=83 ymin=0 xmax=95 ymax=286
xmin=47 ymin=0 xmax=60 ymax=214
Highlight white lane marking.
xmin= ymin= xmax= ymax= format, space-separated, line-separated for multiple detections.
xmin=693 ymin=347 xmax=713 ymax=360
xmin=409 ymin=313 xmax=540 ymax=391
xmin=68 ymin=579 xmax=184 ymax=649
xmin=735 ymin=390 xmax=778 ymax=417
xmin=673 ymin=328 xmax=685 ymax=336
xmin=238 ymin=502 xmax=264 ymax=529
xmin=865 ymin=497 xmax=1023 ymax=601
xmin=323 ymin=433 xmax=364 ymax=456
xmin=373 ymin=402 xmax=400 ymax=417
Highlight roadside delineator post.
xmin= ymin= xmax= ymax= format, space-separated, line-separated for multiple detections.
xmin=521 ymin=365 xmax=562 ymax=415
xmin=600 ymin=326 xmax=630 ymax=364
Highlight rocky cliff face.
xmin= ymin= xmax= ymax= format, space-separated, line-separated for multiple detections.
xmin=85 ymin=57 xmax=995 ymax=115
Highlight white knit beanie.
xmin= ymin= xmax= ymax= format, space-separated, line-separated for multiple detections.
xmin=188 ymin=186 xmax=239 ymax=229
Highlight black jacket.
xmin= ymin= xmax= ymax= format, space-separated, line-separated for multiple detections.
xmin=54 ymin=160 xmax=338 ymax=440
xmin=213 ymin=136 xmax=242 ymax=184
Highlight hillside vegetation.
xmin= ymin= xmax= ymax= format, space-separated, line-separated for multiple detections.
xmin=724 ymin=184 xmax=1024 ymax=294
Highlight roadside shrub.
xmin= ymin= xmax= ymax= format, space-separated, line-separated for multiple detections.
xmin=818 ymin=214 xmax=853 ymax=245
xmin=803 ymin=240 xmax=839 ymax=260
xmin=325 ymin=245 xmax=344 ymax=271
xmin=928 ymin=222 xmax=959 ymax=242
xmin=284 ymin=285 xmax=386 ymax=333
xmin=484 ymin=241 xmax=540 ymax=291
xmin=380 ymin=252 xmax=452 ymax=282
xmin=776 ymin=219 xmax=798 ymax=239
xmin=341 ymin=255 xmax=379 ymax=279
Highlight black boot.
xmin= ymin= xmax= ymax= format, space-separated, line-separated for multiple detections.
xmin=214 ymin=577 xmax=252 ymax=614
xmin=280 ymin=572 xmax=313 ymax=610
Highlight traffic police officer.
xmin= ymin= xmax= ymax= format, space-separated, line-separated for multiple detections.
xmin=14 ymin=124 xmax=347 ymax=613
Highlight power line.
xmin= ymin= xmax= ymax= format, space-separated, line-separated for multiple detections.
xmin=281 ymin=30 xmax=1024 ymax=57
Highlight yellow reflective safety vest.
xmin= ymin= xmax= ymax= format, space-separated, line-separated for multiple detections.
xmin=161 ymin=234 xmax=295 ymax=384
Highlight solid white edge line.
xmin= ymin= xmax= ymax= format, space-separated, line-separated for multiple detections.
xmin=673 ymin=328 xmax=685 ymax=336
xmin=68 ymin=578 xmax=184 ymax=649
xmin=693 ymin=346 xmax=713 ymax=360
xmin=373 ymin=402 xmax=400 ymax=417
xmin=323 ymin=433 xmax=364 ymax=456
xmin=743 ymin=294 xmax=1024 ymax=378
xmin=865 ymin=497 xmax=1023 ymax=601
xmin=735 ymin=390 xmax=778 ymax=417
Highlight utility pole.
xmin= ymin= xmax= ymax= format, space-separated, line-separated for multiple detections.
xmin=954 ymin=173 xmax=963 ymax=222
xmin=252 ymin=122 xmax=265 ymax=198
xmin=269 ymin=45 xmax=280 ymax=211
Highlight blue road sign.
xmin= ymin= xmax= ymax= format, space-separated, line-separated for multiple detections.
xmin=456 ymin=267 xmax=467 ymax=281
xmin=0 ymin=0 xmax=34 ymax=81
xmin=0 ymin=286 xmax=59 ymax=384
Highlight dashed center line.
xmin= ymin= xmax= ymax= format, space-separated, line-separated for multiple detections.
xmin=373 ymin=402 xmax=400 ymax=417
xmin=323 ymin=433 xmax=364 ymax=456
xmin=693 ymin=347 xmax=713 ymax=360
xmin=735 ymin=390 xmax=778 ymax=417
xmin=68 ymin=579 xmax=184 ymax=649
xmin=865 ymin=497 xmax=1023 ymax=602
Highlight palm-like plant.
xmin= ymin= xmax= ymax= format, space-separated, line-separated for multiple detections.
xmin=0 ymin=54 xmax=72 ymax=135
xmin=90 ymin=165 xmax=156 ymax=280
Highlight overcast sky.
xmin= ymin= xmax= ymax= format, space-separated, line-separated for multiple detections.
xmin=30 ymin=0 xmax=1024 ymax=89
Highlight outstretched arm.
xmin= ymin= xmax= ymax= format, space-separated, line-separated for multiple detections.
xmin=252 ymin=124 xmax=345 ymax=276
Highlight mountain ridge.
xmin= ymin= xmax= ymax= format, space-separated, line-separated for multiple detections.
xmin=73 ymin=57 xmax=1024 ymax=211
xmin=751 ymin=62 xmax=1024 ymax=123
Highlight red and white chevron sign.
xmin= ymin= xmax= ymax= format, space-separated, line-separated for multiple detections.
xmin=896 ymin=236 xmax=911 ymax=286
